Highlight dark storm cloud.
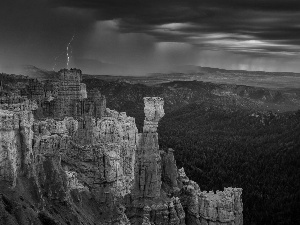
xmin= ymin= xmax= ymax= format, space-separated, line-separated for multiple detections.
xmin=48 ymin=0 xmax=300 ymax=56
xmin=0 ymin=0 xmax=93 ymax=71
xmin=1 ymin=0 xmax=300 ymax=74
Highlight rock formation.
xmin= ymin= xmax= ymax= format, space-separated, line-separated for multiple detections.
xmin=26 ymin=69 xmax=106 ymax=119
xmin=0 ymin=95 xmax=133 ymax=224
xmin=62 ymin=109 xmax=138 ymax=199
xmin=0 ymin=99 xmax=36 ymax=186
xmin=0 ymin=69 xmax=243 ymax=225
xmin=178 ymin=168 xmax=243 ymax=225
xmin=125 ymin=97 xmax=186 ymax=225
xmin=133 ymin=97 xmax=165 ymax=198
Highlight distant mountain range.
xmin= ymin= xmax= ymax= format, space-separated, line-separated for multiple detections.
xmin=8 ymin=64 xmax=300 ymax=90
xmin=17 ymin=65 xmax=58 ymax=80
xmin=86 ymin=65 xmax=300 ymax=90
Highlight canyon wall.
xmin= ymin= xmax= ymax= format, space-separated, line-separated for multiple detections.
xmin=0 ymin=98 xmax=133 ymax=224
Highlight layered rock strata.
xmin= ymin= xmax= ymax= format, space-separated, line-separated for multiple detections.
xmin=26 ymin=69 xmax=106 ymax=119
xmin=55 ymin=68 xmax=85 ymax=117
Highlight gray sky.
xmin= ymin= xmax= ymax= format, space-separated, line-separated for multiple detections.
xmin=1 ymin=0 xmax=300 ymax=75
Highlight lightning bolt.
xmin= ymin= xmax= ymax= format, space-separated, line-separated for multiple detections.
xmin=52 ymin=51 xmax=66 ymax=71
xmin=66 ymin=34 xmax=75 ymax=69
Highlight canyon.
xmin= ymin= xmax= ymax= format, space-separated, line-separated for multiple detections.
xmin=0 ymin=69 xmax=242 ymax=225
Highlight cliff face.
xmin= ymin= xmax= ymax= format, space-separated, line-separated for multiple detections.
xmin=0 ymin=94 xmax=243 ymax=225
xmin=0 ymin=100 xmax=133 ymax=224
xmin=64 ymin=110 xmax=138 ymax=199
xmin=0 ymin=106 xmax=35 ymax=187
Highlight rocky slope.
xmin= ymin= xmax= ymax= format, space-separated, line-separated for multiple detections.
xmin=0 ymin=95 xmax=243 ymax=225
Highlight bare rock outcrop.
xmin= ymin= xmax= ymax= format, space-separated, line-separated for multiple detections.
xmin=161 ymin=148 xmax=180 ymax=194
xmin=132 ymin=97 xmax=164 ymax=199
xmin=0 ymin=98 xmax=134 ymax=224
xmin=26 ymin=69 xmax=106 ymax=119
xmin=62 ymin=109 xmax=138 ymax=199
xmin=0 ymin=109 xmax=21 ymax=186
xmin=0 ymin=105 xmax=35 ymax=186
xmin=125 ymin=97 xmax=187 ymax=225
xmin=125 ymin=196 xmax=186 ymax=225
xmin=178 ymin=168 xmax=243 ymax=225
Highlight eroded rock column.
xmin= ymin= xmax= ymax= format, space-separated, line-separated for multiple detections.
xmin=133 ymin=97 xmax=165 ymax=199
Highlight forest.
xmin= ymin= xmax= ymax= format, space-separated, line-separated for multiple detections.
xmin=158 ymin=103 xmax=300 ymax=225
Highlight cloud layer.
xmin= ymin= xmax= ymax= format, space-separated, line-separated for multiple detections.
xmin=1 ymin=0 xmax=300 ymax=74
xmin=49 ymin=0 xmax=300 ymax=56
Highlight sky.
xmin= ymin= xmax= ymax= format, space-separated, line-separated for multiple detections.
xmin=1 ymin=0 xmax=300 ymax=75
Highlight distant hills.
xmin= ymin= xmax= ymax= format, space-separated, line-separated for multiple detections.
xmin=17 ymin=65 xmax=58 ymax=80
xmin=8 ymin=64 xmax=300 ymax=90
xmin=84 ymin=65 xmax=300 ymax=90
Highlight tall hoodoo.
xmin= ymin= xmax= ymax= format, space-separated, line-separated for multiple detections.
xmin=134 ymin=97 xmax=165 ymax=198
xmin=128 ymin=97 xmax=186 ymax=225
